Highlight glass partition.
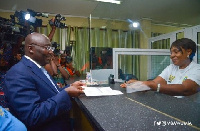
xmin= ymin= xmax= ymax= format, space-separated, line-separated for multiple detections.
xmin=118 ymin=55 xmax=170 ymax=81
xmin=176 ymin=32 xmax=184 ymax=40
xmin=113 ymin=48 xmax=170 ymax=80
xmin=151 ymin=38 xmax=170 ymax=49
xmin=90 ymin=47 xmax=113 ymax=70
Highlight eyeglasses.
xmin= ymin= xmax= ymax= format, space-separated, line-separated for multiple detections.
xmin=31 ymin=43 xmax=55 ymax=52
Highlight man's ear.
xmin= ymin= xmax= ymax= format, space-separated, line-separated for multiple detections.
xmin=28 ymin=45 xmax=34 ymax=54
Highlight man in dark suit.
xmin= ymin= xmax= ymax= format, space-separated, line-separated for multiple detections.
xmin=4 ymin=32 xmax=84 ymax=131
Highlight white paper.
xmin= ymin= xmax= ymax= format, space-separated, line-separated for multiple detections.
xmin=82 ymin=86 xmax=123 ymax=96
xmin=126 ymin=81 xmax=150 ymax=93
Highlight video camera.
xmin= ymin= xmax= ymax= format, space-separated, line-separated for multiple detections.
xmin=49 ymin=14 xmax=67 ymax=28
xmin=0 ymin=9 xmax=49 ymax=45
xmin=13 ymin=9 xmax=48 ymax=28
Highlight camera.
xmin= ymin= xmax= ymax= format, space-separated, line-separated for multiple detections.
xmin=51 ymin=42 xmax=60 ymax=55
xmin=14 ymin=10 xmax=43 ymax=27
xmin=49 ymin=14 xmax=67 ymax=28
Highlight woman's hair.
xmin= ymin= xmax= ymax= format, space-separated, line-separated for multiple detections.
xmin=170 ymin=38 xmax=196 ymax=61
xmin=65 ymin=56 xmax=73 ymax=64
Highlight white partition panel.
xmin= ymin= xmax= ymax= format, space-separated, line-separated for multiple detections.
xmin=149 ymin=25 xmax=200 ymax=63
xmin=113 ymin=48 xmax=170 ymax=79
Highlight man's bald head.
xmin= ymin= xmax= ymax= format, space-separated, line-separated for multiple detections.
xmin=24 ymin=32 xmax=52 ymax=66
xmin=25 ymin=33 xmax=49 ymax=46
xmin=24 ymin=33 xmax=50 ymax=55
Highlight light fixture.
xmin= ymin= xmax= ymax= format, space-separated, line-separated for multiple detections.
xmin=25 ymin=13 xmax=30 ymax=20
xmin=25 ymin=13 xmax=37 ymax=23
xmin=24 ymin=12 xmax=40 ymax=26
xmin=95 ymin=0 xmax=121 ymax=4
xmin=132 ymin=22 xmax=140 ymax=28
xmin=127 ymin=19 xmax=140 ymax=30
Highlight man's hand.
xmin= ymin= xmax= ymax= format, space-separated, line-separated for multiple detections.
xmin=64 ymin=86 xmax=84 ymax=97
xmin=71 ymin=81 xmax=86 ymax=86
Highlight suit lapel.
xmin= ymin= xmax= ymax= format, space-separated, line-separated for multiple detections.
xmin=21 ymin=57 xmax=59 ymax=93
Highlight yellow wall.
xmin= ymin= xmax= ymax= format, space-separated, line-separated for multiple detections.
xmin=0 ymin=11 xmax=12 ymax=19
xmin=152 ymin=24 xmax=182 ymax=34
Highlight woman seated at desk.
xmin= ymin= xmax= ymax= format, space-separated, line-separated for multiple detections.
xmin=121 ymin=38 xmax=200 ymax=96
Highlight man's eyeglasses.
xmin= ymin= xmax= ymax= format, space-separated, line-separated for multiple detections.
xmin=31 ymin=43 xmax=55 ymax=52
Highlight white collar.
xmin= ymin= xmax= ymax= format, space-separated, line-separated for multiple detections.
xmin=24 ymin=55 xmax=42 ymax=68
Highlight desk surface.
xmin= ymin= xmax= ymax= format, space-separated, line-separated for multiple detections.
xmin=67 ymin=78 xmax=200 ymax=130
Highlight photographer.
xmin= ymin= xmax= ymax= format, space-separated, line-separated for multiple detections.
xmin=65 ymin=56 xmax=81 ymax=77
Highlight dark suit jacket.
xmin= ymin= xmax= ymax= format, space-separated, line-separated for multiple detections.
xmin=4 ymin=56 xmax=71 ymax=131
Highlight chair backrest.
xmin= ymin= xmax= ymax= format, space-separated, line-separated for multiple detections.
xmin=122 ymin=74 xmax=138 ymax=81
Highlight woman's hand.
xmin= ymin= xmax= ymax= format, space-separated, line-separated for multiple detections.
xmin=120 ymin=83 xmax=127 ymax=88
xmin=120 ymin=79 xmax=138 ymax=88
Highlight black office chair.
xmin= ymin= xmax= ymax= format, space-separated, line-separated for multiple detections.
xmin=122 ymin=74 xmax=138 ymax=81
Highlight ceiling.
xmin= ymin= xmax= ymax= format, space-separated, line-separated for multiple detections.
xmin=0 ymin=0 xmax=200 ymax=27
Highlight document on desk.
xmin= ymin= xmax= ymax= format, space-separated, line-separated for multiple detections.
xmin=82 ymin=86 xmax=123 ymax=96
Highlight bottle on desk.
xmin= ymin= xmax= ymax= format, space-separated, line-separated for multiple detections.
xmin=86 ymin=72 xmax=91 ymax=83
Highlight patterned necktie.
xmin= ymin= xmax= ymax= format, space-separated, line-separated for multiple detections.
xmin=41 ymin=67 xmax=60 ymax=93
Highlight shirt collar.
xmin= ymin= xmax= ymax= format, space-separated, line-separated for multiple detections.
xmin=24 ymin=55 xmax=42 ymax=68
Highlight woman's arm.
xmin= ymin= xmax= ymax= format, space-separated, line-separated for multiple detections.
xmin=53 ymin=58 xmax=70 ymax=80
xmin=58 ymin=66 xmax=70 ymax=80
xmin=149 ymin=76 xmax=199 ymax=96
xmin=48 ymin=18 xmax=56 ymax=42
xmin=121 ymin=76 xmax=198 ymax=96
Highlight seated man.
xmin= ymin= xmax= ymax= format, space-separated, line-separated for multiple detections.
xmin=4 ymin=32 xmax=84 ymax=131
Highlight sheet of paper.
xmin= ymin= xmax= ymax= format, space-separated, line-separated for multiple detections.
xmin=82 ymin=86 xmax=123 ymax=96
xmin=126 ymin=81 xmax=150 ymax=93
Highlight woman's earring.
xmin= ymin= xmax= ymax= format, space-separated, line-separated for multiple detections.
xmin=187 ymin=55 xmax=189 ymax=58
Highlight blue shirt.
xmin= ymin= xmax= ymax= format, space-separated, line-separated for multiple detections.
xmin=0 ymin=106 xmax=27 ymax=131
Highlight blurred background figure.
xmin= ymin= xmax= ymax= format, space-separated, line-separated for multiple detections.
xmin=65 ymin=56 xmax=81 ymax=77
xmin=103 ymin=48 xmax=113 ymax=69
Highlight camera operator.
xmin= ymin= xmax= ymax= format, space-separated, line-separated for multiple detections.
xmin=45 ymin=19 xmax=70 ymax=87
xmin=49 ymin=14 xmax=66 ymax=29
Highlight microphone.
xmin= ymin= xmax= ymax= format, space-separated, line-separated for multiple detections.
xmin=41 ymin=13 xmax=48 ymax=18
xmin=36 ymin=12 xmax=48 ymax=18
xmin=27 ymin=9 xmax=48 ymax=18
